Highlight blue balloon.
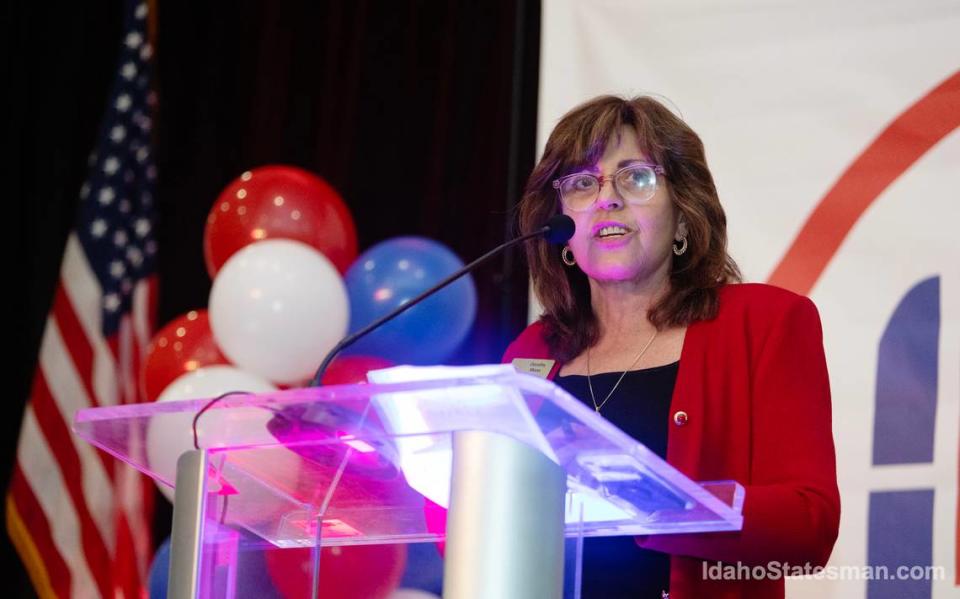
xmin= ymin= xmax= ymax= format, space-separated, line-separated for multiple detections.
xmin=148 ymin=538 xmax=171 ymax=599
xmin=345 ymin=237 xmax=477 ymax=364
xmin=147 ymin=534 xmax=282 ymax=599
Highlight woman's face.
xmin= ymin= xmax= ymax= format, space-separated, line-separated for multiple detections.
xmin=560 ymin=126 xmax=685 ymax=287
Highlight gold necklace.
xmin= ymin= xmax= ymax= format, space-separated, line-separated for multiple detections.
xmin=587 ymin=329 xmax=659 ymax=412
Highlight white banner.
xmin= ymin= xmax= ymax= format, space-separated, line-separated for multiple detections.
xmin=538 ymin=0 xmax=960 ymax=596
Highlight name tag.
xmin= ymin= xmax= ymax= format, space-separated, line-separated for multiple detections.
xmin=511 ymin=358 xmax=556 ymax=379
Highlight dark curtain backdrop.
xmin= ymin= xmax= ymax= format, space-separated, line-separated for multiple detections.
xmin=9 ymin=1 xmax=540 ymax=596
xmin=154 ymin=0 xmax=540 ymax=360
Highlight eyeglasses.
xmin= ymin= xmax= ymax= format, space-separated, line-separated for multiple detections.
xmin=552 ymin=163 xmax=665 ymax=212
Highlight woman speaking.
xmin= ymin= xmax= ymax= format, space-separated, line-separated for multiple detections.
xmin=504 ymin=95 xmax=840 ymax=598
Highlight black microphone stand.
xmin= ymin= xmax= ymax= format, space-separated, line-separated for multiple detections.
xmin=308 ymin=216 xmax=574 ymax=387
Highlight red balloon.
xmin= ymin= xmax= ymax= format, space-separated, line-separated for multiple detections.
xmin=204 ymin=165 xmax=357 ymax=277
xmin=321 ymin=356 xmax=395 ymax=386
xmin=423 ymin=497 xmax=447 ymax=556
xmin=139 ymin=310 xmax=228 ymax=402
xmin=264 ymin=544 xmax=406 ymax=599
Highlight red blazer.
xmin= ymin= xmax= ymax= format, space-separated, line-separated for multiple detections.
xmin=502 ymin=283 xmax=840 ymax=598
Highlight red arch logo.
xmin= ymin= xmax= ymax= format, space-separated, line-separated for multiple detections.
xmin=767 ymin=70 xmax=960 ymax=295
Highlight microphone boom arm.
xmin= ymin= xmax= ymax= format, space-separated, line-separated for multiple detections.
xmin=308 ymin=225 xmax=549 ymax=387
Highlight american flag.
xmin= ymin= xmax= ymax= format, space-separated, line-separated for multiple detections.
xmin=7 ymin=1 xmax=158 ymax=596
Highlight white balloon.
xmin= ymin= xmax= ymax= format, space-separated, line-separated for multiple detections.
xmin=208 ymin=239 xmax=350 ymax=384
xmin=146 ymin=365 xmax=278 ymax=502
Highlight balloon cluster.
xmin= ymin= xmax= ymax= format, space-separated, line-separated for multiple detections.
xmin=142 ymin=166 xmax=477 ymax=393
xmin=140 ymin=165 xmax=473 ymax=599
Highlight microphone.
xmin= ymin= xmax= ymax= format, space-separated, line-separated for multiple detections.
xmin=541 ymin=213 xmax=575 ymax=245
xmin=308 ymin=214 xmax=575 ymax=386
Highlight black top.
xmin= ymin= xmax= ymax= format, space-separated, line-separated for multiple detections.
xmin=555 ymin=361 xmax=678 ymax=598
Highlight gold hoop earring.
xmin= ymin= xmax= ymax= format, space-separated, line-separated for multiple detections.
xmin=673 ymin=236 xmax=688 ymax=256
xmin=561 ymin=245 xmax=576 ymax=266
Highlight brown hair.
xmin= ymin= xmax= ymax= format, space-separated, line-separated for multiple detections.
xmin=517 ymin=95 xmax=741 ymax=361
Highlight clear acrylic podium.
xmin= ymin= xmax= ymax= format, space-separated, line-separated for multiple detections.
xmin=73 ymin=364 xmax=744 ymax=598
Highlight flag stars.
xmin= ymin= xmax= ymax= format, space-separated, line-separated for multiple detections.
xmin=98 ymin=188 xmax=116 ymax=205
xmin=127 ymin=247 xmax=144 ymax=267
xmin=91 ymin=219 xmax=108 ymax=238
xmin=134 ymin=218 xmax=152 ymax=237
xmin=76 ymin=19 xmax=157 ymax=329
xmin=103 ymin=157 xmax=120 ymax=175
xmin=110 ymin=261 xmax=126 ymax=279
xmin=125 ymin=32 xmax=143 ymax=49
xmin=116 ymin=94 xmax=132 ymax=112
xmin=104 ymin=294 xmax=121 ymax=312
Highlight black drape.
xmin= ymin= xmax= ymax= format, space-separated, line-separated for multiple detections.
xmin=154 ymin=0 xmax=540 ymax=360
xmin=10 ymin=1 xmax=540 ymax=596
xmin=10 ymin=1 xmax=125 ymax=597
